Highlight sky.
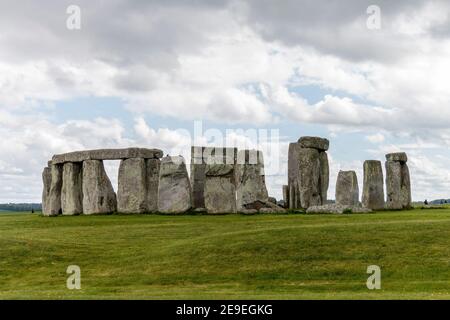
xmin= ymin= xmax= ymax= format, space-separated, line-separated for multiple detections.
xmin=1 ymin=0 xmax=450 ymax=202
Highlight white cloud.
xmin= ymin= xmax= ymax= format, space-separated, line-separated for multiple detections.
xmin=366 ymin=133 xmax=385 ymax=143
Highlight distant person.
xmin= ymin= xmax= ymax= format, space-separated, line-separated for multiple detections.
xmin=424 ymin=200 xmax=428 ymax=205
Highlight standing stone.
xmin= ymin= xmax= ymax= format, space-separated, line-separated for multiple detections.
xmin=47 ymin=164 xmax=63 ymax=216
xmin=82 ymin=160 xmax=117 ymax=215
xmin=288 ymin=137 xmax=329 ymax=209
xmin=61 ymin=162 xmax=83 ymax=215
xmin=288 ymin=143 xmax=301 ymax=209
xmin=236 ymin=150 xmax=269 ymax=210
xmin=158 ymin=156 xmax=192 ymax=214
xmin=190 ymin=146 xmax=207 ymax=209
xmin=204 ymin=148 xmax=237 ymax=214
xmin=335 ymin=170 xmax=359 ymax=206
xmin=42 ymin=166 xmax=52 ymax=216
xmin=319 ymin=152 xmax=329 ymax=204
xmin=282 ymin=185 xmax=289 ymax=208
xmin=117 ymin=158 xmax=148 ymax=214
xmin=362 ymin=160 xmax=385 ymax=210
xmin=298 ymin=147 xmax=321 ymax=208
xmin=385 ymin=152 xmax=411 ymax=209
xmin=146 ymin=158 xmax=160 ymax=212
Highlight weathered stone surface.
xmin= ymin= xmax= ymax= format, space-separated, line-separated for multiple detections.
xmin=386 ymin=152 xmax=407 ymax=163
xmin=319 ymin=152 xmax=329 ymax=204
xmin=52 ymin=148 xmax=163 ymax=164
xmin=282 ymin=185 xmax=289 ymax=208
xmin=239 ymin=209 xmax=258 ymax=215
xmin=259 ymin=202 xmax=286 ymax=213
xmin=204 ymin=175 xmax=236 ymax=214
xmin=401 ymin=164 xmax=412 ymax=208
xmin=47 ymin=164 xmax=63 ymax=216
xmin=158 ymin=156 xmax=192 ymax=214
xmin=146 ymin=158 xmax=160 ymax=212
xmin=288 ymin=139 xmax=329 ymax=210
xmin=287 ymin=143 xmax=301 ymax=209
xmin=298 ymin=136 xmax=329 ymax=151
xmin=82 ymin=160 xmax=117 ymax=215
xmin=205 ymin=164 xmax=234 ymax=176
xmin=268 ymin=197 xmax=276 ymax=204
xmin=336 ymin=170 xmax=359 ymax=206
xmin=191 ymin=146 xmax=207 ymax=209
xmin=203 ymin=148 xmax=237 ymax=214
xmin=117 ymin=158 xmax=148 ymax=213
xmin=61 ymin=162 xmax=83 ymax=215
xmin=307 ymin=204 xmax=372 ymax=214
xmin=386 ymin=159 xmax=411 ymax=209
xmin=236 ymin=150 xmax=269 ymax=210
xmin=298 ymin=147 xmax=322 ymax=209
xmin=362 ymin=160 xmax=385 ymax=210
xmin=42 ymin=167 xmax=52 ymax=216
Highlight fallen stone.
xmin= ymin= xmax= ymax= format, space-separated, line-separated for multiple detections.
xmin=47 ymin=164 xmax=63 ymax=216
xmin=117 ymin=158 xmax=148 ymax=214
xmin=239 ymin=209 xmax=258 ymax=215
xmin=277 ymin=200 xmax=286 ymax=208
xmin=307 ymin=204 xmax=372 ymax=214
xmin=335 ymin=170 xmax=359 ymax=206
xmin=268 ymin=197 xmax=277 ymax=204
xmin=298 ymin=136 xmax=329 ymax=151
xmin=362 ymin=160 xmax=385 ymax=210
xmin=52 ymin=148 xmax=163 ymax=164
xmin=61 ymin=162 xmax=83 ymax=215
xmin=193 ymin=207 xmax=207 ymax=214
xmin=82 ymin=160 xmax=117 ymax=215
xmin=158 ymin=156 xmax=192 ymax=214
xmin=386 ymin=152 xmax=407 ymax=163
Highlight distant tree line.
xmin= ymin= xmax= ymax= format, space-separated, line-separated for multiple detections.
xmin=0 ymin=203 xmax=42 ymax=212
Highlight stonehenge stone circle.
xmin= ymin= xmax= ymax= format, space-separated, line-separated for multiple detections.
xmin=82 ymin=160 xmax=117 ymax=215
xmin=158 ymin=156 xmax=192 ymax=214
xmin=61 ymin=162 xmax=83 ymax=215
xmin=362 ymin=160 xmax=385 ymax=210
xmin=385 ymin=152 xmax=411 ymax=209
xmin=41 ymin=144 xmax=413 ymax=216
xmin=236 ymin=150 xmax=269 ymax=210
xmin=335 ymin=170 xmax=359 ymax=206
xmin=288 ymin=136 xmax=329 ymax=209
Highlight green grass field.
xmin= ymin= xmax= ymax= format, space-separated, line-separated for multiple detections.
xmin=1 ymin=208 xmax=450 ymax=300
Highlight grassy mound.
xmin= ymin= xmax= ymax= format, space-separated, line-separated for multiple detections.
xmin=1 ymin=209 xmax=450 ymax=299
